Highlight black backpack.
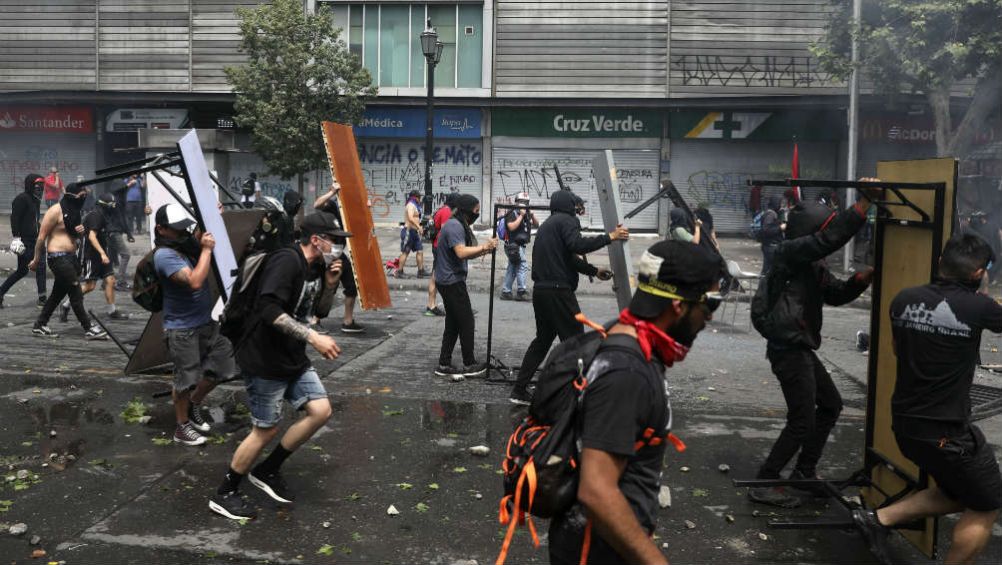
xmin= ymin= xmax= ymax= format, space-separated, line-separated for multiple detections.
xmin=218 ymin=250 xmax=276 ymax=346
xmin=497 ymin=330 xmax=677 ymax=565
xmin=132 ymin=249 xmax=162 ymax=312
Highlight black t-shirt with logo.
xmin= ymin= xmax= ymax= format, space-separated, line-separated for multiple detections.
xmin=549 ymin=335 xmax=671 ymax=561
xmin=504 ymin=209 xmax=531 ymax=245
xmin=236 ymin=246 xmax=326 ymax=380
xmin=890 ymin=281 xmax=1002 ymax=423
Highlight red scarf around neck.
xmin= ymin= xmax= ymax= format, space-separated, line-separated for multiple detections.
xmin=618 ymin=308 xmax=689 ymax=366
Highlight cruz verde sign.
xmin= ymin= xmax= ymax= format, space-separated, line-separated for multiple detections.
xmin=492 ymin=108 xmax=661 ymax=138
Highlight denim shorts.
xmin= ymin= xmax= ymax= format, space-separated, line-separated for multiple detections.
xmin=243 ymin=368 xmax=328 ymax=428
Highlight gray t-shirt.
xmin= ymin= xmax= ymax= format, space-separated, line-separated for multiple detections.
xmin=434 ymin=218 xmax=468 ymax=285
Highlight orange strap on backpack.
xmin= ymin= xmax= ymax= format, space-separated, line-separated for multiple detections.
xmin=574 ymin=313 xmax=607 ymax=337
xmin=496 ymin=460 xmax=541 ymax=565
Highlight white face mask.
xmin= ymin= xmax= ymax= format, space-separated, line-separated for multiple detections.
xmin=320 ymin=243 xmax=344 ymax=268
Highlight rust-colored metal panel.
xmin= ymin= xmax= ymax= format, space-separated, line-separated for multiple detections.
xmin=321 ymin=121 xmax=393 ymax=310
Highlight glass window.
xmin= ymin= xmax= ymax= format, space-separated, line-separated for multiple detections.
xmin=457 ymin=4 xmax=482 ymax=88
xmin=348 ymin=4 xmax=363 ymax=60
xmin=409 ymin=4 xmax=426 ymax=88
xmin=428 ymin=4 xmax=456 ymax=88
xmin=329 ymin=3 xmax=349 ymax=42
xmin=363 ymin=5 xmax=378 ymax=73
xmin=379 ymin=4 xmax=409 ymax=87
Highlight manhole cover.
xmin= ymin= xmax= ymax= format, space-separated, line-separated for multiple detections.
xmin=971 ymin=383 xmax=1002 ymax=421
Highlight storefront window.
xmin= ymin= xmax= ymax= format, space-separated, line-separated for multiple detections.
xmin=327 ymin=2 xmax=483 ymax=89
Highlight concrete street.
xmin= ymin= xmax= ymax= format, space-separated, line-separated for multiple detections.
xmin=0 ymin=226 xmax=1000 ymax=564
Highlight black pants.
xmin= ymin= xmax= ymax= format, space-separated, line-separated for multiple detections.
xmin=513 ymin=288 xmax=583 ymax=390
xmin=127 ymin=202 xmax=145 ymax=234
xmin=332 ymin=254 xmax=357 ymax=298
xmin=37 ymin=254 xmax=90 ymax=329
xmin=761 ymin=243 xmax=779 ymax=276
xmin=0 ymin=238 xmax=46 ymax=298
xmin=438 ymin=280 xmax=475 ymax=366
xmin=757 ymin=347 xmax=843 ymax=478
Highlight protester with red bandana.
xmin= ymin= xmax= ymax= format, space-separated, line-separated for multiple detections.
xmin=547 ymin=240 xmax=722 ymax=565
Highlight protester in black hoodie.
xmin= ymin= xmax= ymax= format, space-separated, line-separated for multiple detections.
xmin=748 ymin=188 xmax=874 ymax=508
xmin=0 ymin=174 xmax=48 ymax=307
xmin=508 ymin=190 xmax=630 ymax=405
xmin=759 ymin=196 xmax=785 ymax=275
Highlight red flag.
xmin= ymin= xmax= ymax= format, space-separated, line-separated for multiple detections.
xmin=791 ymin=143 xmax=802 ymax=202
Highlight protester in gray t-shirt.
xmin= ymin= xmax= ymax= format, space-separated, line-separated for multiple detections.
xmin=433 ymin=195 xmax=498 ymax=379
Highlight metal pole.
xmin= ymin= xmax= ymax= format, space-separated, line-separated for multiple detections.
xmin=844 ymin=0 xmax=862 ymax=272
xmin=424 ymin=56 xmax=435 ymax=217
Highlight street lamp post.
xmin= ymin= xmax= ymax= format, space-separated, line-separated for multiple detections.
xmin=421 ymin=21 xmax=444 ymax=217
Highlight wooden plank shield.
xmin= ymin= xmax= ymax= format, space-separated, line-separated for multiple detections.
xmin=321 ymin=121 xmax=392 ymax=310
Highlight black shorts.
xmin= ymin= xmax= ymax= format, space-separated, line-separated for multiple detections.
xmin=334 ymin=254 xmax=357 ymax=298
xmin=894 ymin=420 xmax=1002 ymax=512
xmin=81 ymin=256 xmax=113 ymax=282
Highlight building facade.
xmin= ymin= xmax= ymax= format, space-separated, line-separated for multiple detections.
xmin=1 ymin=1 xmax=997 ymax=231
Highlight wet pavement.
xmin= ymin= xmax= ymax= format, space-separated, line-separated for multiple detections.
xmin=1 ymin=254 xmax=1001 ymax=563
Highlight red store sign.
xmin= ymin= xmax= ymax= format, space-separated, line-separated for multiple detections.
xmin=0 ymin=106 xmax=93 ymax=133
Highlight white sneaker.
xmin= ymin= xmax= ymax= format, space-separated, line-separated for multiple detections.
xmin=174 ymin=423 xmax=207 ymax=446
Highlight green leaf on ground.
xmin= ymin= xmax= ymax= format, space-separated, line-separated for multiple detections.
xmin=20 ymin=442 xmax=32 ymax=447
xmin=452 ymin=467 xmax=467 ymax=473
xmin=691 ymin=488 xmax=709 ymax=497
xmin=316 ymin=544 xmax=335 ymax=556
xmin=382 ymin=409 xmax=405 ymax=417
xmin=307 ymin=445 xmax=323 ymax=451
xmin=345 ymin=492 xmax=362 ymax=501
xmin=395 ymin=482 xmax=413 ymax=490
xmin=120 ymin=398 xmax=149 ymax=424
xmin=351 ymin=532 xmax=363 ymax=542
xmin=207 ymin=435 xmax=228 ymax=445
xmin=427 ymin=483 xmax=439 ymax=490
xmin=414 ymin=502 xmax=429 ymax=513
xmin=151 ymin=437 xmax=172 ymax=446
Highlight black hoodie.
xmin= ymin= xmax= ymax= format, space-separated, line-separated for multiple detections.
xmin=11 ymin=174 xmax=42 ymax=240
xmin=531 ymin=191 xmax=611 ymax=291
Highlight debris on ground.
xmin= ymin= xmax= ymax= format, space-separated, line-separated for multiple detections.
xmin=386 ymin=505 xmax=399 ymax=516
xmin=468 ymin=445 xmax=490 ymax=456
xmin=718 ymin=464 xmax=730 ymax=473
xmin=658 ymin=486 xmax=672 ymax=508
xmin=9 ymin=522 xmax=28 ymax=536
xmin=684 ymin=520 xmax=696 ymax=530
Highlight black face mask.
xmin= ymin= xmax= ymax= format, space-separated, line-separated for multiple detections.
xmin=464 ymin=209 xmax=480 ymax=224
xmin=61 ymin=193 xmax=86 ymax=212
xmin=667 ymin=305 xmax=702 ymax=348
xmin=175 ymin=232 xmax=201 ymax=257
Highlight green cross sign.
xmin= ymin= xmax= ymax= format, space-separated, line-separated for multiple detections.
xmin=713 ymin=112 xmax=742 ymax=139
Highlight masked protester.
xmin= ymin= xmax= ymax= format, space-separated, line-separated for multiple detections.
xmin=312 ymin=182 xmax=365 ymax=333
xmin=548 ymin=241 xmax=721 ymax=565
xmin=29 ymin=183 xmax=106 ymax=339
xmin=211 ymin=212 xmax=347 ymax=521
xmin=853 ymin=234 xmax=1001 ymax=565
xmin=152 ymin=203 xmax=233 ymax=447
xmin=433 ymin=194 xmax=498 ymax=379
xmin=747 ymin=188 xmax=875 ymax=508
xmin=759 ymin=196 xmax=785 ymax=275
xmin=508 ymin=190 xmax=629 ymax=405
xmin=0 ymin=174 xmax=48 ymax=308
xmin=424 ymin=192 xmax=461 ymax=317
xmin=65 ymin=192 xmax=128 ymax=322
xmin=668 ymin=207 xmax=700 ymax=244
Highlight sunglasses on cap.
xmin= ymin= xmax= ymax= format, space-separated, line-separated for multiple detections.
xmin=637 ymin=282 xmax=722 ymax=313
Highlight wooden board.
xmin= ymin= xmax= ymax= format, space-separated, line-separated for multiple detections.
xmin=321 ymin=121 xmax=392 ymax=310
xmin=593 ymin=150 xmax=635 ymax=311
xmin=862 ymin=158 xmax=957 ymax=559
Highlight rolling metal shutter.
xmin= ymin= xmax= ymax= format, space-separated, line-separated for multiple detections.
xmin=491 ymin=146 xmax=660 ymax=230
xmin=0 ymin=133 xmax=96 ymax=211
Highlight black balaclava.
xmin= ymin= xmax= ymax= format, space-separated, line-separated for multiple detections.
xmin=549 ymin=190 xmax=577 ymax=215
xmin=669 ymin=208 xmax=692 ymax=231
xmin=444 ymin=192 xmax=460 ymax=210
xmin=24 ymin=174 xmax=44 ymax=200
xmin=61 ymin=183 xmax=88 ymax=238
xmin=282 ymin=190 xmax=303 ymax=217
xmin=785 ymin=200 xmax=836 ymax=240
xmin=767 ymin=196 xmax=781 ymax=213
xmin=453 ymin=194 xmax=480 ymax=246
xmin=97 ymin=192 xmax=116 ymax=219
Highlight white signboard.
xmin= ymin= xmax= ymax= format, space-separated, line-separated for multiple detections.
xmin=177 ymin=130 xmax=238 ymax=303
xmin=145 ymin=169 xmax=194 ymax=248
xmin=593 ymin=150 xmax=635 ymax=312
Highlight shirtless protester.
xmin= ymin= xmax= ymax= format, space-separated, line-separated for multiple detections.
xmin=29 ymin=183 xmax=107 ymax=339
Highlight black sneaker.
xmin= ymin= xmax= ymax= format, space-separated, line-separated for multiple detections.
xmin=852 ymin=508 xmax=892 ymax=565
xmin=32 ymin=324 xmax=58 ymax=338
xmin=174 ymin=422 xmax=207 ymax=446
xmin=424 ymin=306 xmax=445 ymax=317
xmin=108 ymin=310 xmax=130 ymax=320
xmin=435 ymin=364 xmax=461 ymax=377
xmin=500 ymin=291 xmax=513 ymax=301
xmin=209 ymin=491 xmax=257 ymax=521
xmin=84 ymin=326 xmax=108 ymax=340
xmin=788 ymin=469 xmax=829 ymax=497
xmin=416 ymin=269 xmax=430 ymax=279
xmin=747 ymin=486 xmax=801 ymax=508
xmin=0 ymin=296 xmax=5 ymax=309
xmin=249 ymin=470 xmax=294 ymax=503
xmin=341 ymin=321 xmax=365 ymax=334
xmin=189 ymin=404 xmax=210 ymax=433
xmin=462 ymin=362 xmax=488 ymax=377
xmin=36 ymin=295 xmax=46 ymax=308
xmin=509 ymin=387 xmax=532 ymax=406
xmin=59 ymin=305 xmax=69 ymax=323
xmin=516 ymin=290 xmax=531 ymax=302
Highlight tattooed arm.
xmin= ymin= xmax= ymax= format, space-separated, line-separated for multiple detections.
xmin=272 ymin=313 xmax=314 ymax=342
